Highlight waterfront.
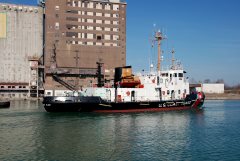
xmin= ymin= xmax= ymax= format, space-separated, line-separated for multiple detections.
xmin=1 ymin=100 xmax=240 ymax=160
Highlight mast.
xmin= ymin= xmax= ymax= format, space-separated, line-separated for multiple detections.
xmin=155 ymin=31 xmax=164 ymax=72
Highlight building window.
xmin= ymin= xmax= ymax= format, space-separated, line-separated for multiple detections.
xmin=96 ymin=3 xmax=101 ymax=9
xmin=105 ymin=20 xmax=110 ymax=24
xmin=88 ymin=2 xmax=94 ymax=8
xmin=113 ymin=4 xmax=119 ymax=10
xmin=96 ymin=20 xmax=102 ymax=24
xmin=96 ymin=12 xmax=102 ymax=16
xmin=113 ymin=14 xmax=119 ymax=18
xmin=113 ymin=21 xmax=118 ymax=25
xmin=1 ymin=86 xmax=4 ymax=88
xmin=105 ymin=13 xmax=111 ymax=17
xmin=97 ymin=35 xmax=102 ymax=40
xmin=55 ymin=6 xmax=60 ymax=10
xmin=87 ymin=42 xmax=93 ymax=45
xmin=105 ymin=4 xmax=111 ymax=10
xmin=96 ymin=27 xmax=102 ymax=31
xmin=113 ymin=35 xmax=119 ymax=41
xmin=55 ymin=22 xmax=60 ymax=30
xmin=96 ymin=3 xmax=102 ymax=9
xmin=87 ymin=33 xmax=93 ymax=39
xmin=87 ymin=12 xmax=93 ymax=16
xmin=105 ymin=43 xmax=111 ymax=46
xmin=113 ymin=28 xmax=119 ymax=32
xmin=105 ymin=35 xmax=111 ymax=40
xmin=96 ymin=42 xmax=102 ymax=46
xmin=87 ymin=26 xmax=93 ymax=30
xmin=87 ymin=19 xmax=93 ymax=23
xmin=105 ymin=27 xmax=110 ymax=31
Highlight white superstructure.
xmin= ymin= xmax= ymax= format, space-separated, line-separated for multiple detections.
xmin=45 ymin=66 xmax=190 ymax=102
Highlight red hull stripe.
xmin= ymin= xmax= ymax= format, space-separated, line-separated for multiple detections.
xmin=93 ymin=106 xmax=191 ymax=113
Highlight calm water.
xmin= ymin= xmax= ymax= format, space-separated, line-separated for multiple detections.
xmin=1 ymin=100 xmax=240 ymax=161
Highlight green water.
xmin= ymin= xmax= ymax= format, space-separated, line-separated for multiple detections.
xmin=1 ymin=100 xmax=240 ymax=160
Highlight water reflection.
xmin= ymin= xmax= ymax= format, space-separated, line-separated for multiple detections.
xmin=8 ymin=100 xmax=43 ymax=111
xmin=33 ymin=111 xmax=193 ymax=160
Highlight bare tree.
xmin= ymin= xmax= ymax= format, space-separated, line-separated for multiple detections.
xmin=204 ymin=79 xmax=211 ymax=83
xmin=215 ymin=79 xmax=224 ymax=84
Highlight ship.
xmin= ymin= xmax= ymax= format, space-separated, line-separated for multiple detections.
xmin=43 ymin=31 xmax=205 ymax=113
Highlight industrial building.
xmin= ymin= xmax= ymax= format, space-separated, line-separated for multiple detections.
xmin=0 ymin=3 xmax=44 ymax=99
xmin=190 ymin=83 xmax=225 ymax=94
xmin=202 ymin=83 xmax=224 ymax=94
xmin=43 ymin=0 xmax=127 ymax=91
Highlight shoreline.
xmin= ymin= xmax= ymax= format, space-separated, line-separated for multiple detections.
xmin=205 ymin=93 xmax=240 ymax=100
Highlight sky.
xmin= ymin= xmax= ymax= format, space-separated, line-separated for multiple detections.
xmin=1 ymin=0 xmax=240 ymax=85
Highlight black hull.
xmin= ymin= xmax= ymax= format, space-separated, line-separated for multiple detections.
xmin=0 ymin=101 xmax=10 ymax=108
xmin=43 ymin=94 xmax=205 ymax=113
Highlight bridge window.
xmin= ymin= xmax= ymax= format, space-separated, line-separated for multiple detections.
xmin=161 ymin=73 xmax=168 ymax=77
xmin=178 ymin=73 xmax=183 ymax=77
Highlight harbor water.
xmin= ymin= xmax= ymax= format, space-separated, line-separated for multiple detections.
xmin=1 ymin=100 xmax=240 ymax=160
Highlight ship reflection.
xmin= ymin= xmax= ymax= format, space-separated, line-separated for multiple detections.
xmin=36 ymin=111 xmax=202 ymax=160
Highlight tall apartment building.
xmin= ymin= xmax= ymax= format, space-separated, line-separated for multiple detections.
xmin=44 ymin=0 xmax=127 ymax=90
xmin=0 ymin=3 xmax=44 ymax=99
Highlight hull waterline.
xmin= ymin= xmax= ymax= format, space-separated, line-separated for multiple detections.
xmin=43 ymin=93 xmax=205 ymax=113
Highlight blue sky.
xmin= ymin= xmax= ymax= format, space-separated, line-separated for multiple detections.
xmin=1 ymin=0 xmax=240 ymax=85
